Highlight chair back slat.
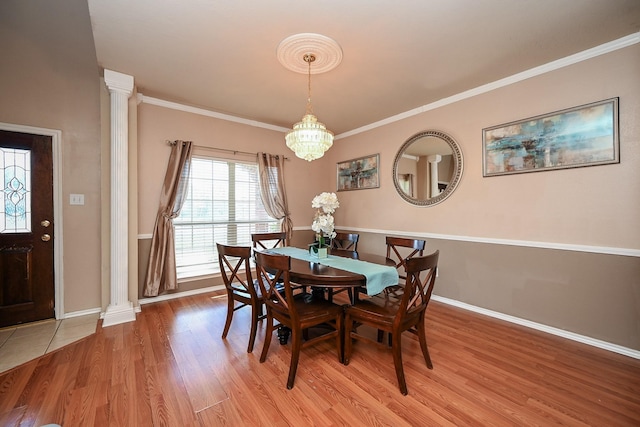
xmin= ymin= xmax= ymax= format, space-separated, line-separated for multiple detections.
xmin=252 ymin=232 xmax=287 ymax=250
xmin=254 ymin=251 xmax=297 ymax=320
xmin=217 ymin=243 xmax=254 ymax=295
xmin=385 ymin=236 xmax=426 ymax=280
xmin=399 ymin=250 xmax=439 ymax=319
xmin=331 ymin=232 xmax=359 ymax=251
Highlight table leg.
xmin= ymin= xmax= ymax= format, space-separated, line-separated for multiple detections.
xmin=311 ymin=287 xmax=326 ymax=301
xmin=278 ymin=326 xmax=290 ymax=345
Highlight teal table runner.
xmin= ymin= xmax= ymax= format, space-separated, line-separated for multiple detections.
xmin=268 ymin=247 xmax=399 ymax=296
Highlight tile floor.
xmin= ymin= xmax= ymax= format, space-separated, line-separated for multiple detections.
xmin=0 ymin=313 xmax=99 ymax=373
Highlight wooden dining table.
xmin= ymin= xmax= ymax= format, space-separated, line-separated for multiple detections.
xmin=283 ymin=248 xmax=395 ymax=289
xmin=261 ymin=247 xmax=396 ymax=344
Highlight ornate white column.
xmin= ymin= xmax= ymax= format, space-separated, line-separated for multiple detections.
xmin=102 ymin=69 xmax=136 ymax=327
xmin=427 ymin=154 xmax=442 ymax=198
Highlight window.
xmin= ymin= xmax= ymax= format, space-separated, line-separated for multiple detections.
xmin=174 ymin=157 xmax=279 ymax=278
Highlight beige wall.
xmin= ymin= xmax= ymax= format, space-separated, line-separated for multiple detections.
xmin=0 ymin=0 xmax=103 ymax=314
xmin=326 ymin=45 xmax=639 ymax=248
xmin=137 ymin=44 xmax=639 ymax=351
xmin=137 ymin=103 xmax=331 ymax=235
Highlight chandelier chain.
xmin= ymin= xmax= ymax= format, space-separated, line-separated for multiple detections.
xmin=305 ymin=54 xmax=315 ymax=115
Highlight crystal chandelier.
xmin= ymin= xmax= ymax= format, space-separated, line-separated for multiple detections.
xmin=285 ymin=54 xmax=334 ymax=161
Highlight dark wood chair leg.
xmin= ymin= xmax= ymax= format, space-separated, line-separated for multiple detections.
xmin=260 ymin=313 xmax=274 ymax=363
xmin=417 ymin=316 xmax=433 ymax=369
xmin=391 ymin=331 xmax=408 ymax=395
xmin=335 ymin=313 xmax=344 ymax=363
xmin=344 ymin=314 xmax=353 ymax=365
xmin=287 ymin=328 xmax=303 ymax=389
xmin=247 ymin=302 xmax=259 ymax=353
xmin=221 ymin=292 xmax=234 ymax=339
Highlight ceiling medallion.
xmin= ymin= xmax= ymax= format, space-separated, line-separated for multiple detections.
xmin=277 ymin=33 xmax=343 ymax=74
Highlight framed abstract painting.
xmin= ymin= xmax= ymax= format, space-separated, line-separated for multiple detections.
xmin=482 ymin=98 xmax=619 ymax=177
xmin=336 ymin=154 xmax=380 ymax=191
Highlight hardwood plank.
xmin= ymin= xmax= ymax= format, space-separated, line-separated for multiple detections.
xmin=170 ymin=329 xmax=228 ymax=412
xmin=0 ymin=404 xmax=26 ymax=427
xmin=0 ymin=294 xmax=639 ymax=426
xmin=0 ymin=360 xmax=37 ymax=414
xmin=197 ymin=398 xmax=244 ymax=426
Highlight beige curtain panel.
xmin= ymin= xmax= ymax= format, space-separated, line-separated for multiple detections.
xmin=257 ymin=153 xmax=293 ymax=242
xmin=143 ymin=140 xmax=193 ymax=297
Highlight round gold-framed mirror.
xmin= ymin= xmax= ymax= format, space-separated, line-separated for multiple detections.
xmin=392 ymin=130 xmax=463 ymax=206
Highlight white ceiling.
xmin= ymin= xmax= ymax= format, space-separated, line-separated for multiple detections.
xmin=88 ymin=1 xmax=640 ymax=136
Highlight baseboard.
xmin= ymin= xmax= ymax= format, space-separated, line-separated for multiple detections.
xmin=139 ymin=285 xmax=225 ymax=305
xmin=62 ymin=307 xmax=102 ymax=319
xmin=431 ymin=295 xmax=640 ymax=360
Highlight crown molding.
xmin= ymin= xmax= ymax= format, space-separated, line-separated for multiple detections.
xmin=338 ymin=32 xmax=640 ymax=138
xmin=135 ymin=32 xmax=639 ymax=140
xmin=136 ymin=94 xmax=290 ymax=133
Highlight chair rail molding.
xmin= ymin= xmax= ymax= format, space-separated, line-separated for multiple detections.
xmin=293 ymin=226 xmax=640 ymax=258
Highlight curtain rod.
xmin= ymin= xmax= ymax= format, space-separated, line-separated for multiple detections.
xmin=165 ymin=140 xmax=289 ymax=160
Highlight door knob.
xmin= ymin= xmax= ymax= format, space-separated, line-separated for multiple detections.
xmin=41 ymin=234 xmax=51 ymax=242
xmin=41 ymin=220 xmax=51 ymax=227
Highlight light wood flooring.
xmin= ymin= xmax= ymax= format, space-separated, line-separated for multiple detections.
xmin=1 ymin=291 xmax=639 ymax=426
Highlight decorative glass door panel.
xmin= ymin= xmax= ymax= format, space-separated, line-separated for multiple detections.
xmin=1 ymin=147 xmax=32 ymax=233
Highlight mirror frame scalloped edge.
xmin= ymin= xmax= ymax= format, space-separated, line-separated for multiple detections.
xmin=392 ymin=130 xmax=464 ymax=207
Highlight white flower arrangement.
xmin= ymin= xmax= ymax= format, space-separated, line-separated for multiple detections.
xmin=311 ymin=192 xmax=339 ymax=246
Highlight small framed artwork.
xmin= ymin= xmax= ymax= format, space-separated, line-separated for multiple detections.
xmin=482 ymin=97 xmax=619 ymax=177
xmin=336 ymin=153 xmax=380 ymax=191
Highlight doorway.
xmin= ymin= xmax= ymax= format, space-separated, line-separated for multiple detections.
xmin=0 ymin=124 xmax=62 ymax=327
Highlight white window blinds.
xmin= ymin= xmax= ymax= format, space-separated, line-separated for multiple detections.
xmin=174 ymin=157 xmax=279 ymax=278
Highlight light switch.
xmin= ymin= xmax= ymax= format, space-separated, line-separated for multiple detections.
xmin=70 ymin=194 xmax=85 ymax=205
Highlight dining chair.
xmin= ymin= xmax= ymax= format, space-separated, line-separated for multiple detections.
xmin=217 ymin=243 xmax=264 ymax=353
xmin=251 ymin=231 xmax=287 ymax=250
xmin=386 ymin=236 xmax=426 ymax=283
xmin=344 ymin=250 xmax=440 ymax=395
xmin=379 ymin=236 xmax=427 ymax=343
xmin=326 ymin=233 xmax=360 ymax=302
xmin=331 ymin=232 xmax=359 ymax=251
xmin=255 ymin=251 xmax=344 ymax=390
xmin=252 ymin=230 xmax=308 ymax=297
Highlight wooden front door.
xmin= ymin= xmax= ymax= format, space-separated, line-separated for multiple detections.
xmin=0 ymin=130 xmax=55 ymax=327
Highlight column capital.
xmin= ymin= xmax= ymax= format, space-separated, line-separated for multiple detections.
xmin=427 ymin=154 xmax=442 ymax=163
xmin=104 ymin=69 xmax=134 ymax=96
